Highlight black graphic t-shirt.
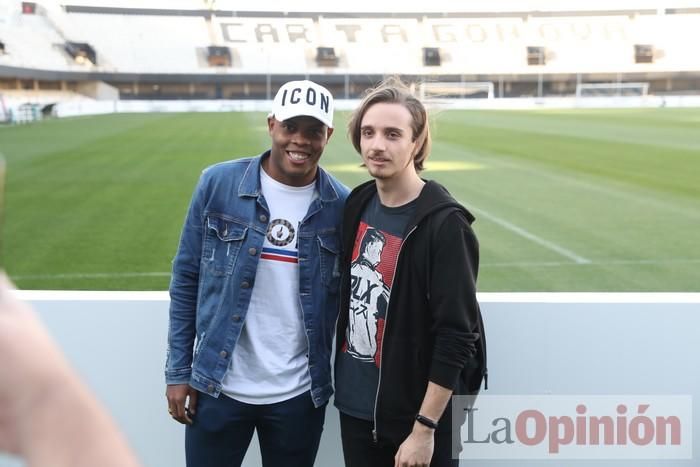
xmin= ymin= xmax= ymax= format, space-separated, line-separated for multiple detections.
xmin=334 ymin=194 xmax=416 ymax=421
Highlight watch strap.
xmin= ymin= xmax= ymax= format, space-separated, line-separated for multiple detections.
xmin=415 ymin=413 xmax=439 ymax=429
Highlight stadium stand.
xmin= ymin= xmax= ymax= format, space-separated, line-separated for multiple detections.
xmin=0 ymin=0 xmax=698 ymax=106
xmin=64 ymin=13 xmax=211 ymax=73
xmin=0 ymin=11 xmax=76 ymax=70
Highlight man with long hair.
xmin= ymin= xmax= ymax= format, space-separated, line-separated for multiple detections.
xmin=334 ymin=78 xmax=487 ymax=467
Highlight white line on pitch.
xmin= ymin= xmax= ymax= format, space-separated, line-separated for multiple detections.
xmin=466 ymin=204 xmax=592 ymax=264
xmin=10 ymin=258 xmax=700 ymax=281
xmin=11 ymin=272 xmax=171 ymax=280
xmin=481 ymin=258 xmax=700 ymax=268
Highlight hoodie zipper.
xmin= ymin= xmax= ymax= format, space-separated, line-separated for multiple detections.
xmin=372 ymin=224 xmax=417 ymax=443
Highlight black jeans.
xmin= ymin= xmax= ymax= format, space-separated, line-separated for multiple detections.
xmin=186 ymin=391 xmax=326 ymax=467
xmin=339 ymin=412 xmax=459 ymax=467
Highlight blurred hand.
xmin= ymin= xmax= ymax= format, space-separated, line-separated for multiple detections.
xmin=166 ymin=384 xmax=198 ymax=425
xmin=0 ymin=272 xmax=71 ymax=454
xmin=394 ymin=423 xmax=434 ymax=467
xmin=0 ymin=272 xmax=141 ymax=467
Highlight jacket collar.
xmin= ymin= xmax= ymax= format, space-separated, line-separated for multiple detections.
xmin=237 ymin=150 xmax=340 ymax=203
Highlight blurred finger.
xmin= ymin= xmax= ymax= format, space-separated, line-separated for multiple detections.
xmin=0 ymin=271 xmax=17 ymax=303
xmin=172 ymin=400 xmax=188 ymax=424
xmin=187 ymin=389 xmax=199 ymax=416
xmin=184 ymin=407 xmax=194 ymax=425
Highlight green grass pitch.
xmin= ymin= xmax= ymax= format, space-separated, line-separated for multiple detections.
xmin=1 ymin=108 xmax=699 ymax=291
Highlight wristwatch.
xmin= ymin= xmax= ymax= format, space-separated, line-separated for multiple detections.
xmin=415 ymin=413 xmax=439 ymax=429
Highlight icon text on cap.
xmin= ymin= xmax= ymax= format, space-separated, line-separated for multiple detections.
xmin=280 ymin=87 xmax=331 ymax=115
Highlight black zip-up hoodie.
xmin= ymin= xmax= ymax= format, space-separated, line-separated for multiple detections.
xmin=335 ymin=179 xmax=487 ymax=444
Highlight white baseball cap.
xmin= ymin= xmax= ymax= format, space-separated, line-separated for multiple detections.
xmin=269 ymin=80 xmax=334 ymax=129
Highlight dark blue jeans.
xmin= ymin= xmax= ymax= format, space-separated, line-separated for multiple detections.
xmin=339 ymin=413 xmax=459 ymax=467
xmin=186 ymin=390 xmax=326 ymax=467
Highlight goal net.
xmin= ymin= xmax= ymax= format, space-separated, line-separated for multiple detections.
xmin=575 ymin=82 xmax=650 ymax=98
xmin=418 ymin=81 xmax=495 ymax=100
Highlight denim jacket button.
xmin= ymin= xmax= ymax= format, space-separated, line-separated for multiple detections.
xmin=232 ymin=315 xmax=241 ymax=322
xmin=241 ymin=281 xmax=250 ymax=289
xmin=248 ymin=247 xmax=257 ymax=256
xmin=220 ymin=350 xmax=228 ymax=358
xmin=259 ymin=214 xmax=268 ymax=223
xmin=207 ymin=384 xmax=214 ymax=393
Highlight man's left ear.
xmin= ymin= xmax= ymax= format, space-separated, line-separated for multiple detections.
xmin=326 ymin=127 xmax=334 ymax=140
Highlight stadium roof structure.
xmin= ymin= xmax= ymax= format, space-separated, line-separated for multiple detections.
xmin=1 ymin=0 xmax=699 ymax=100
xmin=43 ymin=0 xmax=700 ymax=14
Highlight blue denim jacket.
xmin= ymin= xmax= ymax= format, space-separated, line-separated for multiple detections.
xmin=166 ymin=152 xmax=349 ymax=407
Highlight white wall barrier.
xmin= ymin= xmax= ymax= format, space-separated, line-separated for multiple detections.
xmin=50 ymin=95 xmax=700 ymax=119
xmin=4 ymin=95 xmax=699 ymax=121
xmin=1 ymin=292 xmax=699 ymax=466
xmin=52 ymin=98 xmax=363 ymax=118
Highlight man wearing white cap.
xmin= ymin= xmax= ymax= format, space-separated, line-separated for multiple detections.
xmin=165 ymin=80 xmax=349 ymax=467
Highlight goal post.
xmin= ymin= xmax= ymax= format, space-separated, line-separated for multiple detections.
xmin=418 ymin=81 xmax=495 ymax=100
xmin=575 ymin=82 xmax=650 ymax=98
xmin=0 ymin=93 xmax=11 ymax=123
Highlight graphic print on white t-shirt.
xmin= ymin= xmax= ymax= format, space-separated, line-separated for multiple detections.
xmin=261 ymin=217 xmax=298 ymax=263
xmin=221 ymin=167 xmax=316 ymax=404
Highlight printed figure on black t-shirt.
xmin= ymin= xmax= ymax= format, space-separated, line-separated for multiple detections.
xmin=347 ymin=227 xmax=389 ymax=365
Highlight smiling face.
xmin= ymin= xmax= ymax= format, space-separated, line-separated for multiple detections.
xmin=359 ymin=102 xmax=418 ymax=183
xmin=265 ymin=115 xmax=333 ymax=187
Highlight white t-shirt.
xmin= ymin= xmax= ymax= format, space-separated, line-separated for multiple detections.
xmin=221 ymin=168 xmax=316 ymax=404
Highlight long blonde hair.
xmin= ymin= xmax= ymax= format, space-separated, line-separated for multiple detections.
xmin=348 ymin=76 xmax=431 ymax=172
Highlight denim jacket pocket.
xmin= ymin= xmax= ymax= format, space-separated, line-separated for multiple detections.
xmin=318 ymin=233 xmax=341 ymax=292
xmin=202 ymin=215 xmax=248 ymax=276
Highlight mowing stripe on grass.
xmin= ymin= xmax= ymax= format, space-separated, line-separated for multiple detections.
xmin=438 ymin=140 xmax=700 ymax=221
xmin=471 ymin=146 xmax=700 ymax=220
xmin=11 ymin=257 xmax=700 ymax=281
xmin=466 ymin=204 xmax=592 ymax=264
